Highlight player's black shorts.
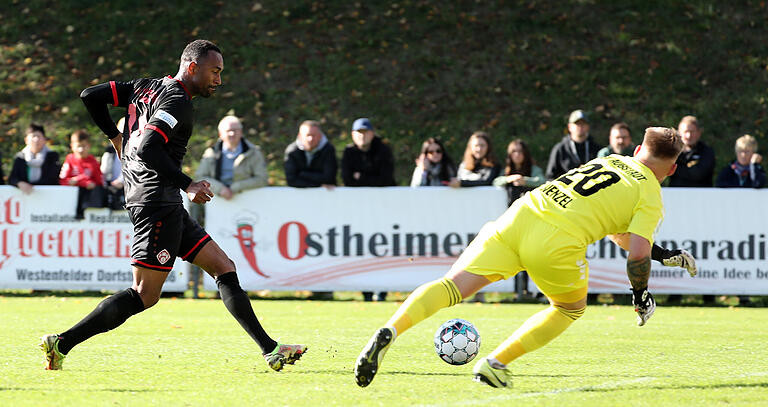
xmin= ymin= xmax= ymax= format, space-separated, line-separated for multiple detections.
xmin=127 ymin=204 xmax=211 ymax=272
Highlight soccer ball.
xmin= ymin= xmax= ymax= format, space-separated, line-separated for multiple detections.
xmin=434 ymin=319 xmax=481 ymax=365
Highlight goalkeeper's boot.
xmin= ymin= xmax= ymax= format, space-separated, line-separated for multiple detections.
xmin=40 ymin=334 xmax=66 ymax=370
xmin=473 ymin=357 xmax=512 ymax=388
xmin=354 ymin=327 xmax=394 ymax=387
xmin=264 ymin=343 xmax=307 ymax=372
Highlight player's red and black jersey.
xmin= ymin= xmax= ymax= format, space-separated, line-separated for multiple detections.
xmin=81 ymin=76 xmax=194 ymax=207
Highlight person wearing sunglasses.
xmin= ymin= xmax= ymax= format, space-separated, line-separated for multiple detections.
xmin=410 ymin=137 xmax=459 ymax=187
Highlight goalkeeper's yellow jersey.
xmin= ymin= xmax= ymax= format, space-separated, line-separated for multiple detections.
xmin=524 ymin=154 xmax=663 ymax=247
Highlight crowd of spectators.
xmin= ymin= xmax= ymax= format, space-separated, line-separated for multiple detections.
xmin=6 ymin=110 xmax=764 ymax=303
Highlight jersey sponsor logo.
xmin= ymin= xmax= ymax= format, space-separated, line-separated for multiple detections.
xmin=154 ymin=109 xmax=178 ymax=129
xmin=156 ymin=249 xmax=171 ymax=264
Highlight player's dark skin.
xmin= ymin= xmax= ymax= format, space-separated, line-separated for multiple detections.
xmin=120 ymin=50 xmax=234 ymax=309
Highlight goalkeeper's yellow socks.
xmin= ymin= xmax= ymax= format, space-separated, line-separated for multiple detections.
xmin=385 ymin=278 xmax=462 ymax=338
xmin=488 ymin=305 xmax=585 ymax=365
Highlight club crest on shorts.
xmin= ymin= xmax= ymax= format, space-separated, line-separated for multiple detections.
xmin=156 ymin=249 xmax=171 ymax=264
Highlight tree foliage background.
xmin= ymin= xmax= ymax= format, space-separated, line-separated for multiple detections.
xmin=2 ymin=1 xmax=767 ymax=184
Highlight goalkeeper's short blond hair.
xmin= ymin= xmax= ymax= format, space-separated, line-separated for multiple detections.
xmin=643 ymin=127 xmax=684 ymax=160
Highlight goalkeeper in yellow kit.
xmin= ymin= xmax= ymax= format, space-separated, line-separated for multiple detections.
xmin=355 ymin=127 xmax=698 ymax=388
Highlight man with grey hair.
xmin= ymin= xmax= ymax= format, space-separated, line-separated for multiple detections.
xmin=196 ymin=115 xmax=268 ymax=200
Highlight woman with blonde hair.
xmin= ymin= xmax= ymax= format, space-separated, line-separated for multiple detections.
xmin=715 ymin=134 xmax=766 ymax=188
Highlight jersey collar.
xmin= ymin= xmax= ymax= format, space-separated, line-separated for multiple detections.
xmin=167 ymin=75 xmax=192 ymax=98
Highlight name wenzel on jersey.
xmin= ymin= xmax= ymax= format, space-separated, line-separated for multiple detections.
xmin=539 ymin=183 xmax=573 ymax=209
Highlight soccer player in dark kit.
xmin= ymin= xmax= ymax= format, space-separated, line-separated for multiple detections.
xmin=40 ymin=39 xmax=306 ymax=372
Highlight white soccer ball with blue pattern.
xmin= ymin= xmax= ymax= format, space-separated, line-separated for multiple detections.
xmin=434 ymin=318 xmax=481 ymax=365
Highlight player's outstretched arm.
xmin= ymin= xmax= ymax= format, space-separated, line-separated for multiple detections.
xmin=651 ymin=245 xmax=697 ymax=277
xmin=627 ymin=233 xmax=655 ymax=326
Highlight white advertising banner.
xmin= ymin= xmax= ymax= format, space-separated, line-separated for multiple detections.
xmin=205 ymin=187 xmax=768 ymax=295
xmin=587 ymin=188 xmax=768 ymax=295
xmin=203 ymin=187 xmax=513 ymax=292
xmin=0 ymin=186 xmax=187 ymax=291
xmin=2 ymin=185 xmax=765 ymax=295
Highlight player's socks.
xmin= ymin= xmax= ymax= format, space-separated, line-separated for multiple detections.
xmin=57 ymin=288 xmax=146 ymax=355
xmin=216 ymin=271 xmax=278 ymax=354
xmin=384 ymin=278 xmax=462 ymax=337
xmin=488 ymin=305 xmax=585 ymax=365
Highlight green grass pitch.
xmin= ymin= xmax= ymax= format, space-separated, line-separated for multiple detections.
xmin=1 ymin=296 xmax=766 ymax=406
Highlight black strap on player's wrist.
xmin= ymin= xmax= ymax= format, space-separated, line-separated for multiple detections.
xmin=651 ymin=244 xmax=669 ymax=263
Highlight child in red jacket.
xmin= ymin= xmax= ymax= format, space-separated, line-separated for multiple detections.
xmin=60 ymin=129 xmax=105 ymax=218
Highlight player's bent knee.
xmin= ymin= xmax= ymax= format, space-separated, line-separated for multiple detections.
xmin=132 ymin=287 xmax=161 ymax=308
xmin=554 ymin=305 xmax=586 ymax=321
xmin=137 ymin=293 xmax=160 ymax=309
xmin=210 ymin=258 xmax=236 ymax=278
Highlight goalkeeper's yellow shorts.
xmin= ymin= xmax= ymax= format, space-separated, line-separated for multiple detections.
xmin=450 ymin=200 xmax=588 ymax=303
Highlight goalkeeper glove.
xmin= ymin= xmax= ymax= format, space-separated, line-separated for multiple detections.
xmin=632 ymin=288 xmax=656 ymax=327
xmin=651 ymin=245 xmax=698 ymax=277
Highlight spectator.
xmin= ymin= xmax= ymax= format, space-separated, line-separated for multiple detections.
xmin=492 ymin=139 xmax=545 ymax=301
xmin=196 ymin=115 xmax=268 ymax=199
xmin=59 ymin=129 xmax=105 ymax=219
xmin=342 ymin=118 xmax=395 ymax=302
xmin=9 ymin=123 xmax=61 ymax=194
xmin=597 ymin=122 xmax=635 ymax=158
xmin=668 ymin=115 xmax=715 ymax=187
xmin=457 ymin=131 xmax=501 ymax=187
xmin=410 ymin=137 xmax=459 ymax=187
xmin=285 ymin=120 xmax=337 ymax=300
xmin=716 ymin=134 xmax=765 ymax=188
xmin=715 ymin=134 xmax=764 ymax=306
xmin=493 ymin=139 xmax=545 ymax=206
xmin=284 ymin=120 xmax=337 ymax=188
xmin=667 ymin=115 xmax=716 ymax=304
xmin=342 ymin=118 xmax=396 ymax=187
xmin=545 ymin=109 xmax=603 ymax=179
xmin=101 ymin=118 xmax=125 ymax=210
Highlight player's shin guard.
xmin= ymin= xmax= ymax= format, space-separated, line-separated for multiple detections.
xmin=385 ymin=278 xmax=462 ymax=337
xmin=57 ymin=288 xmax=146 ymax=355
xmin=489 ymin=305 xmax=585 ymax=365
xmin=216 ymin=271 xmax=277 ymax=354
